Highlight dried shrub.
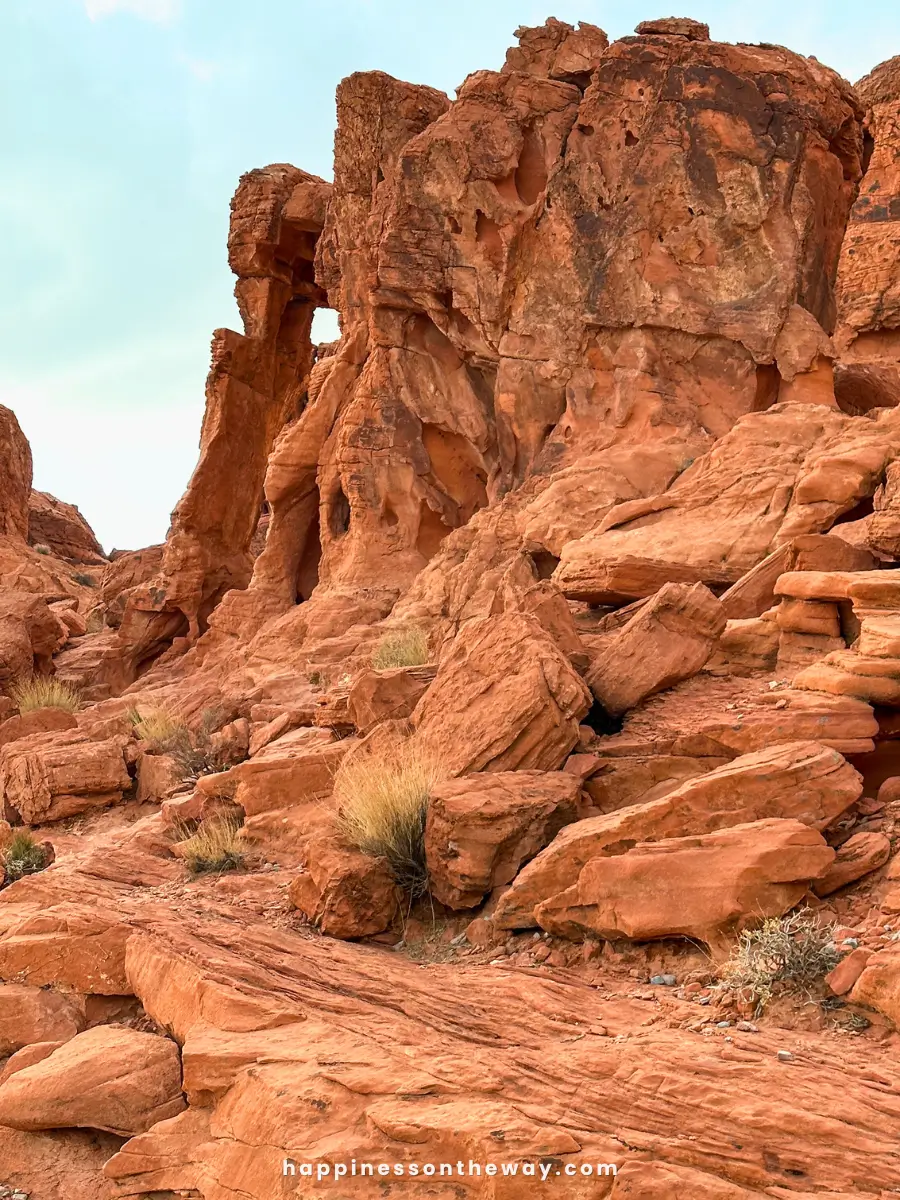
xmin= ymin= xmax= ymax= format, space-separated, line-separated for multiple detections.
xmin=72 ymin=571 xmax=97 ymax=587
xmin=130 ymin=705 xmax=231 ymax=783
xmin=2 ymin=830 xmax=49 ymax=883
xmin=173 ymin=813 xmax=244 ymax=876
xmin=11 ymin=676 xmax=81 ymax=714
xmin=720 ymin=908 xmax=841 ymax=1014
xmin=334 ymin=738 xmax=446 ymax=897
xmin=370 ymin=627 xmax=429 ymax=670
xmin=33 ymin=543 xmax=51 ymax=555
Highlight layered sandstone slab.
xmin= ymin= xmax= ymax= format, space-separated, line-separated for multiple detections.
xmin=495 ymin=741 xmax=860 ymax=928
xmin=0 ymin=1024 xmax=186 ymax=1136
xmin=534 ymin=818 xmax=834 ymax=949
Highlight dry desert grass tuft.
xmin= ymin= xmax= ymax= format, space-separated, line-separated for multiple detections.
xmin=720 ymin=908 xmax=840 ymax=1014
xmin=11 ymin=675 xmax=81 ymax=714
xmin=173 ymin=813 xmax=245 ymax=876
xmin=334 ymin=738 xmax=447 ymax=897
xmin=370 ymin=627 xmax=430 ymax=670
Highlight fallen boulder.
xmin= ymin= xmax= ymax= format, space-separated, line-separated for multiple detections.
xmin=813 ymin=830 xmax=891 ymax=895
xmin=495 ymin=740 xmax=860 ymax=928
xmin=0 ymin=733 xmax=131 ymax=823
xmin=534 ymin=818 xmax=834 ymax=950
xmin=0 ymin=1024 xmax=186 ymax=1136
xmin=0 ymin=982 xmax=82 ymax=1056
xmin=288 ymin=836 xmax=400 ymax=938
xmin=413 ymin=613 xmax=591 ymax=774
xmin=425 ymin=771 xmax=581 ymax=908
xmin=585 ymin=582 xmax=726 ymax=715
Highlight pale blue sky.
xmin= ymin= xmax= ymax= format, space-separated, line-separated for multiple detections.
xmin=3 ymin=0 xmax=899 ymax=550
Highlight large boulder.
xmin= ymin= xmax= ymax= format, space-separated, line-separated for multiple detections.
xmin=534 ymin=818 xmax=834 ymax=950
xmin=413 ymin=613 xmax=591 ymax=774
xmin=495 ymin=740 xmax=861 ymax=928
xmin=0 ymin=1025 xmax=186 ymax=1136
xmin=288 ymin=836 xmax=400 ymax=939
xmin=425 ymin=771 xmax=581 ymax=908
xmin=585 ymin=582 xmax=726 ymax=715
xmin=0 ymin=733 xmax=131 ymax=823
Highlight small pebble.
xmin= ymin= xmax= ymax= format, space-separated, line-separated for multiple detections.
xmin=736 ymin=1021 xmax=759 ymax=1033
xmin=777 ymin=1050 xmax=794 ymax=1062
xmin=843 ymin=937 xmax=860 ymax=949
xmin=450 ymin=932 xmax=467 ymax=947
xmin=650 ymin=974 xmax=677 ymax=986
xmin=716 ymin=1020 xmax=732 ymax=1028
xmin=532 ymin=931 xmax=541 ymax=940
xmin=698 ymin=996 xmax=711 ymax=1006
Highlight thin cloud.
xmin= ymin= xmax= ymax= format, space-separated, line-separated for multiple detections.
xmin=84 ymin=0 xmax=181 ymax=24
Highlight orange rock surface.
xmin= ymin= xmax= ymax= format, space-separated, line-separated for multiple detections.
xmin=9 ymin=15 xmax=900 ymax=1200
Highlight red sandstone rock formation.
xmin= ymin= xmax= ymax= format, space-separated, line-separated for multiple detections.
xmin=27 ymin=490 xmax=105 ymax=565
xmin=10 ymin=16 xmax=900 ymax=1200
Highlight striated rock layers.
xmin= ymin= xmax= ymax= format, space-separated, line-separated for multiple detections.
xmin=111 ymin=16 xmax=868 ymax=684
xmin=12 ymin=15 xmax=900 ymax=1200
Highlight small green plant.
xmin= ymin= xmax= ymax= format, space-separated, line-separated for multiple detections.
xmin=174 ymin=813 xmax=244 ymax=876
xmin=720 ymin=908 xmax=840 ymax=1015
xmin=11 ymin=676 xmax=81 ymax=714
xmin=33 ymin=543 xmax=51 ymax=555
xmin=72 ymin=571 xmax=96 ymax=587
xmin=334 ymin=738 xmax=446 ymax=897
xmin=2 ymin=830 xmax=49 ymax=883
xmin=370 ymin=627 xmax=430 ymax=670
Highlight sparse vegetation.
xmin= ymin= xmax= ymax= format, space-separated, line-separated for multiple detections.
xmin=173 ymin=813 xmax=245 ymax=876
xmin=33 ymin=543 xmax=51 ymax=555
xmin=72 ymin=571 xmax=96 ymax=587
xmin=1 ymin=830 xmax=50 ymax=883
xmin=719 ymin=908 xmax=841 ymax=1015
xmin=308 ymin=670 xmax=322 ymax=687
xmin=130 ymin=704 xmax=234 ymax=782
xmin=334 ymin=738 xmax=446 ymax=897
xmin=370 ymin=626 xmax=430 ymax=670
xmin=85 ymin=606 xmax=106 ymax=633
xmin=11 ymin=676 xmax=81 ymax=714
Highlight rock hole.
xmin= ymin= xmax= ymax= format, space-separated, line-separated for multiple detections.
xmin=576 ymin=122 xmax=595 ymax=135
xmin=529 ymin=550 xmax=560 ymax=580
xmin=582 ymin=701 xmax=624 ymax=736
xmin=625 ymin=129 xmax=639 ymax=147
xmin=296 ymin=504 xmax=322 ymax=603
xmin=329 ymin=486 xmax=351 ymax=538
xmin=416 ymin=501 xmax=452 ymax=561
xmin=752 ymin=363 xmax=781 ymax=412
xmin=831 ymin=494 xmax=875 ymax=527
xmin=383 ymin=502 xmax=399 ymax=529
xmin=514 ymin=126 xmax=547 ymax=206
xmin=448 ymin=215 xmax=461 ymax=234
xmin=475 ymin=210 xmax=504 ymax=266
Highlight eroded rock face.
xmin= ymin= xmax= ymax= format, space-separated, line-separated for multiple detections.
xmin=0 ymin=405 xmax=32 ymax=543
xmin=110 ymin=165 xmax=332 ymax=683
xmin=27 ymin=491 xmax=106 ymax=564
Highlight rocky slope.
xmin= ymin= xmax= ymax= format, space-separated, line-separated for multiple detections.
xmin=4 ymin=15 xmax=900 ymax=1199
